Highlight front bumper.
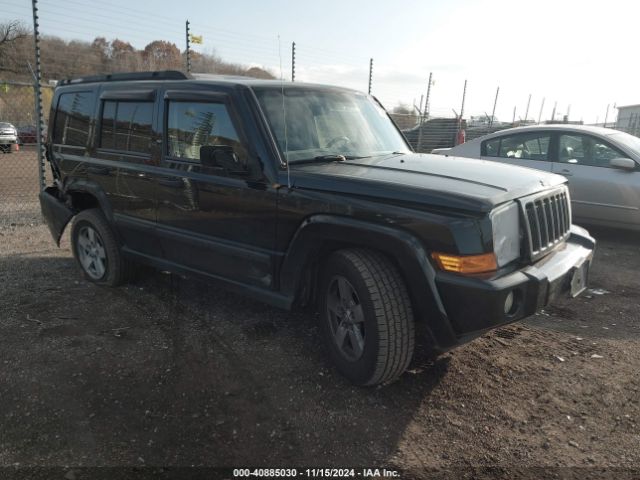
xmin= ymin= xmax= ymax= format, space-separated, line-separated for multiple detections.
xmin=435 ymin=225 xmax=595 ymax=343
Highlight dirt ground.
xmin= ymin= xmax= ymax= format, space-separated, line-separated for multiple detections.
xmin=0 ymin=220 xmax=639 ymax=478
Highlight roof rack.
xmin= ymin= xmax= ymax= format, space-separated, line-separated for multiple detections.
xmin=58 ymin=70 xmax=188 ymax=86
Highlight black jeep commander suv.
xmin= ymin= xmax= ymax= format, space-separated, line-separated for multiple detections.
xmin=40 ymin=70 xmax=595 ymax=386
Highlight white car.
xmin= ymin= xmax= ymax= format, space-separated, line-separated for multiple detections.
xmin=0 ymin=122 xmax=18 ymax=153
xmin=433 ymin=124 xmax=640 ymax=230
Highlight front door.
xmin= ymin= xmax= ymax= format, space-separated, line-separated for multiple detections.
xmin=551 ymin=132 xmax=640 ymax=228
xmin=155 ymin=90 xmax=278 ymax=289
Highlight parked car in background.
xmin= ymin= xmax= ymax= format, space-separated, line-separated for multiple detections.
xmin=17 ymin=124 xmax=38 ymax=144
xmin=0 ymin=122 xmax=18 ymax=153
xmin=433 ymin=125 xmax=640 ymax=231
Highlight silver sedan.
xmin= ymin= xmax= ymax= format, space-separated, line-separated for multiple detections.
xmin=433 ymin=124 xmax=640 ymax=230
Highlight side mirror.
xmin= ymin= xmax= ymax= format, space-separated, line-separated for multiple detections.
xmin=609 ymin=157 xmax=636 ymax=171
xmin=200 ymin=145 xmax=246 ymax=174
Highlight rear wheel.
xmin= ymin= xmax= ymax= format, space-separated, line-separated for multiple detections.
xmin=319 ymin=249 xmax=415 ymax=386
xmin=71 ymin=208 xmax=132 ymax=286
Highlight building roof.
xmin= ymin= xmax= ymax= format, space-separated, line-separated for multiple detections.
xmin=616 ymin=104 xmax=640 ymax=110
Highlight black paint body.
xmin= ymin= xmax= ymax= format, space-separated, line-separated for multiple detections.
xmin=40 ymin=75 xmax=595 ymax=353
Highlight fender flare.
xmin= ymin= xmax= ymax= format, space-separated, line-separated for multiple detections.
xmin=63 ymin=178 xmax=115 ymax=223
xmin=279 ymin=214 xmax=458 ymax=350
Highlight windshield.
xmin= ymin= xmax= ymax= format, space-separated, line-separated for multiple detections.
xmin=609 ymin=131 xmax=640 ymax=155
xmin=254 ymin=87 xmax=411 ymax=163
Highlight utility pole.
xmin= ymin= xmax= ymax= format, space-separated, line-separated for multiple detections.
xmin=291 ymin=42 xmax=296 ymax=82
xmin=31 ymin=0 xmax=46 ymax=190
xmin=551 ymin=101 xmax=557 ymax=122
xmin=524 ymin=94 xmax=531 ymax=124
xmin=185 ymin=20 xmax=191 ymax=73
xmin=538 ymin=97 xmax=545 ymax=124
xmin=490 ymin=86 xmax=499 ymax=126
xmin=457 ymin=79 xmax=467 ymax=145
xmin=459 ymin=79 xmax=467 ymax=120
xmin=512 ymin=106 xmax=516 ymax=124
xmin=603 ymin=104 xmax=610 ymax=127
xmin=424 ymin=72 xmax=433 ymax=119
xmin=367 ymin=58 xmax=373 ymax=94
xmin=417 ymin=73 xmax=433 ymax=153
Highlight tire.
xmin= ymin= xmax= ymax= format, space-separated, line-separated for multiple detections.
xmin=319 ymin=249 xmax=415 ymax=386
xmin=70 ymin=208 xmax=132 ymax=286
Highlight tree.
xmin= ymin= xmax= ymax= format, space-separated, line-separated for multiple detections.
xmin=0 ymin=21 xmax=30 ymax=75
xmin=142 ymin=40 xmax=181 ymax=70
xmin=245 ymin=66 xmax=275 ymax=79
xmin=0 ymin=21 xmax=28 ymax=49
xmin=390 ymin=103 xmax=418 ymax=130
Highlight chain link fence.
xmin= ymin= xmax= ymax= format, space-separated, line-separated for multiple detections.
xmin=0 ymin=80 xmax=53 ymax=225
xmin=2 ymin=3 xmax=640 ymax=225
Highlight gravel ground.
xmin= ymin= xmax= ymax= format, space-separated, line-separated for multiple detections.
xmin=0 ymin=221 xmax=638 ymax=478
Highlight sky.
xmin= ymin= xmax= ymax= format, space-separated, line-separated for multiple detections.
xmin=3 ymin=0 xmax=639 ymax=123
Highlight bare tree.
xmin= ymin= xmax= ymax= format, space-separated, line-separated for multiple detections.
xmin=0 ymin=21 xmax=28 ymax=48
xmin=0 ymin=21 xmax=30 ymax=75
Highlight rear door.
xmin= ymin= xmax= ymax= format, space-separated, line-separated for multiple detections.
xmin=155 ymin=89 xmax=279 ymax=288
xmin=480 ymin=131 xmax=553 ymax=172
xmin=551 ymin=132 xmax=640 ymax=228
xmin=92 ymin=88 xmax=162 ymax=257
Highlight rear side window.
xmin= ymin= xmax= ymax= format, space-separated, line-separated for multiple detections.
xmin=52 ymin=91 xmax=95 ymax=146
xmin=100 ymin=101 xmax=153 ymax=153
xmin=494 ymin=133 xmax=550 ymax=160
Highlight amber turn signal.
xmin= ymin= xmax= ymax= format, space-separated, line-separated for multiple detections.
xmin=432 ymin=252 xmax=498 ymax=274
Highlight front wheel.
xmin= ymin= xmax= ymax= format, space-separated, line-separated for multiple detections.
xmin=319 ymin=249 xmax=415 ymax=386
xmin=70 ymin=208 xmax=132 ymax=286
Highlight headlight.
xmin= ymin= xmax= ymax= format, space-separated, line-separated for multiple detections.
xmin=490 ymin=202 xmax=520 ymax=267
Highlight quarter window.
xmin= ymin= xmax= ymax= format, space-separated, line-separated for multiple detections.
xmin=558 ymin=134 xmax=625 ymax=167
xmin=53 ymin=91 xmax=95 ymax=146
xmin=482 ymin=138 xmax=501 ymax=157
xmin=100 ymin=101 xmax=153 ymax=153
xmin=166 ymin=101 xmax=247 ymax=168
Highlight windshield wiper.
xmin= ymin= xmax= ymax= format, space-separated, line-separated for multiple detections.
xmin=292 ymin=154 xmax=369 ymax=164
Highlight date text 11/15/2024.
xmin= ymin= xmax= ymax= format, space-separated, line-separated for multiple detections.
xmin=232 ymin=468 xmax=401 ymax=478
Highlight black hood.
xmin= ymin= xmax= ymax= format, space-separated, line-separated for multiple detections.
xmin=287 ymin=152 xmax=566 ymax=213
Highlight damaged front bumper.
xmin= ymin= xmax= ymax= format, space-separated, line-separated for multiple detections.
xmin=435 ymin=225 xmax=596 ymax=344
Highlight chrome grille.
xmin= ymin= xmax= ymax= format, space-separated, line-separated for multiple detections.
xmin=522 ymin=188 xmax=571 ymax=260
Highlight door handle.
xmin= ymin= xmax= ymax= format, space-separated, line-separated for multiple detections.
xmin=157 ymin=178 xmax=184 ymax=188
xmin=87 ymin=166 xmax=110 ymax=176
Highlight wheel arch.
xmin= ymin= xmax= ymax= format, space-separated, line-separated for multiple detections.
xmin=40 ymin=179 xmax=115 ymax=246
xmin=278 ymin=214 xmax=458 ymax=351
xmin=64 ymin=178 xmax=115 ymax=223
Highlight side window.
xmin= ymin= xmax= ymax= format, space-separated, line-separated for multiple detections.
xmin=100 ymin=101 xmax=153 ymax=154
xmin=52 ymin=91 xmax=95 ymax=146
xmin=166 ymin=101 xmax=248 ymax=169
xmin=482 ymin=138 xmax=500 ymax=157
xmin=559 ymin=134 xmax=625 ymax=167
xmin=498 ymin=133 xmax=550 ymax=160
